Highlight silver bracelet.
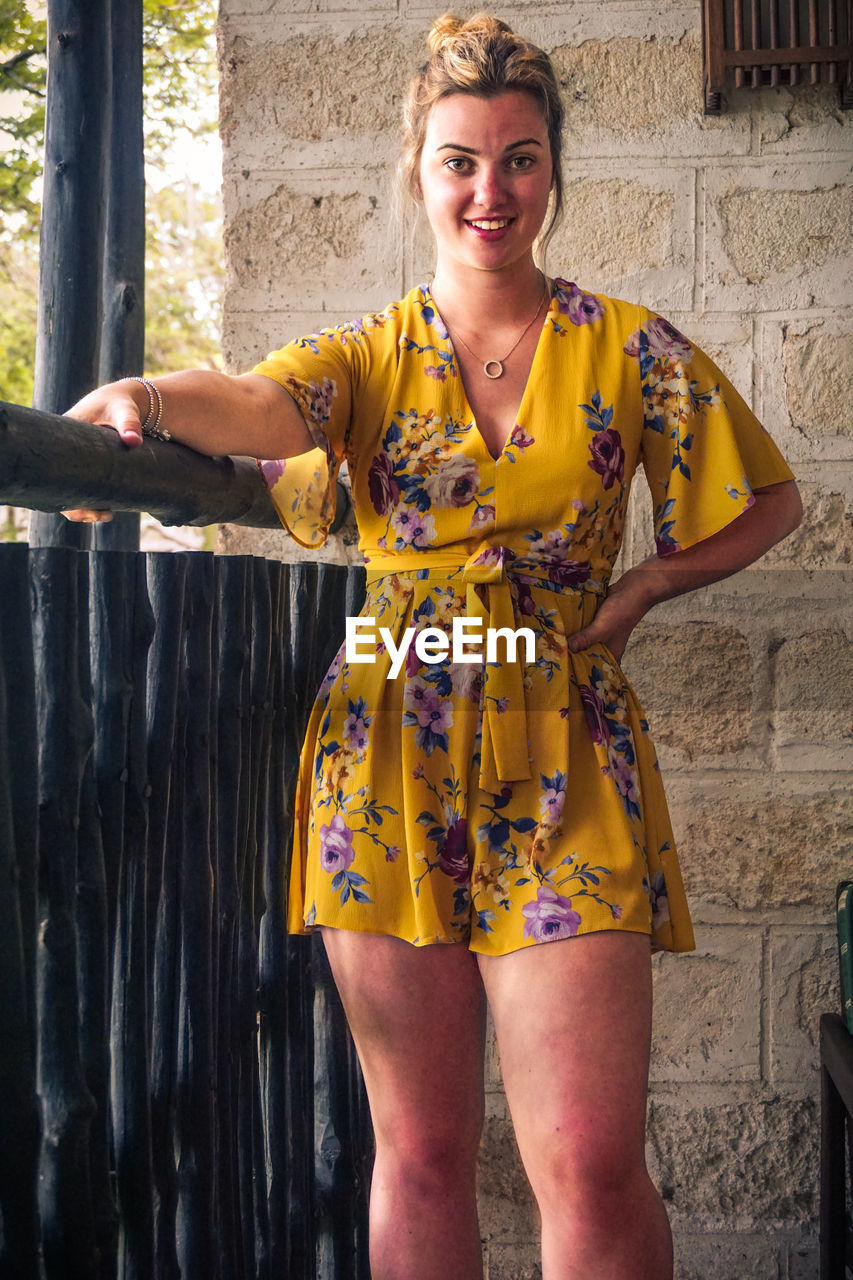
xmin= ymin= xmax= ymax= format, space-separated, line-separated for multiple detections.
xmin=120 ymin=376 xmax=171 ymax=442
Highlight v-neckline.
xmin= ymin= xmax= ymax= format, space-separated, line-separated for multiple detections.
xmin=424 ymin=279 xmax=556 ymax=464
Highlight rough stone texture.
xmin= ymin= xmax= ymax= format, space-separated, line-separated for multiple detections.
xmin=484 ymin=1242 xmax=542 ymax=1280
xmin=650 ymin=929 xmax=761 ymax=1082
xmin=672 ymin=1233 xmax=782 ymax=1280
xmin=771 ymin=628 xmax=852 ymax=746
xmin=646 ymin=1095 xmax=818 ymax=1221
xmin=718 ymin=186 xmax=851 ymax=280
xmin=625 ymin=623 xmax=753 ymax=758
xmin=476 ymin=1115 xmax=539 ymax=1245
xmin=783 ymin=326 xmax=853 ymax=439
xmin=760 ymin=481 xmax=852 ymax=569
xmin=218 ymin=1 xmax=851 ymax=1273
xmin=670 ymin=789 xmax=853 ymax=913
xmin=768 ymin=929 xmax=841 ymax=1082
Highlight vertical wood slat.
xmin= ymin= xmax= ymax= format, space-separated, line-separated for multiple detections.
xmin=769 ymin=0 xmax=780 ymax=85
xmin=103 ymin=554 xmax=156 ymax=1279
xmin=30 ymin=0 xmax=109 ymax=551
xmin=790 ymin=0 xmax=800 ymax=87
xmin=146 ymin=553 xmax=188 ymax=1280
xmin=93 ymin=0 xmax=145 ymax=553
xmin=733 ymin=0 xmax=745 ymax=89
xmin=213 ymin=556 xmax=250 ymax=1280
xmin=750 ymin=0 xmax=761 ymax=85
xmin=809 ymin=0 xmax=821 ymax=78
xmin=31 ymin=548 xmax=100 ymax=1278
xmin=0 ymin=547 xmax=41 ymax=1279
xmin=174 ymin=553 xmax=217 ymax=1278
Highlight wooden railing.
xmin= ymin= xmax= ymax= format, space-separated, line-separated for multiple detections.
xmin=0 ymin=536 xmax=371 ymax=1279
xmin=702 ymin=0 xmax=853 ymax=110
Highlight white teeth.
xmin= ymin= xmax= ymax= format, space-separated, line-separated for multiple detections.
xmin=469 ymin=218 xmax=511 ymax=230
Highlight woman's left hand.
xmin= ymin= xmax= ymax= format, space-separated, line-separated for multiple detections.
xmin=566 ymin=574 xmax=650 ymax=663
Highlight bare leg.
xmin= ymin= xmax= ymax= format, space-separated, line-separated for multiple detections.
xmin=477 ymin=931 xmax=672 ymax=1280
xmin=319 ymin=927 xmax=487 ymax=1280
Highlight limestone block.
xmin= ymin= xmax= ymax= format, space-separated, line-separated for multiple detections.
xmin=646 ymin=1094 xmax=818 ymax=1221
xmin=546 ymin=165 xmax=695 ymax=311
xmin=549 ymin=37 xmax=751 ymax=158
xmin=757 ymin=314 xmax=853 ymax=465
xmin=768 ymin=928 xmax=840 ymax=1082
xmin=476 ymin=1114 xmax=539 ymax=1245
xmin=223 ymin=171 xmax=398 ymax=311
xmin=771 ymin=627 xmax=852 ymax=751
xmin=625 ymin=622 xmax=753 ymax=759
xmin=672 ymin=1232 xmax=781 ymax=1280
xmin=219 ymin=28 xmax=414 ymax=171
xmin=650 ymin=928 xmax=761 ymax=1083
xmin=704 ymin=160 xmax=853 ymax=312
xmin=755 ymin=82 xmax=853 ymax=155
xmin=485 ymin=1008 xmax=502 ymax=1089
xmin=222 ymin=308 xmax=352 ymax=373
xmin=215 ymin=519 xmax=362 ymax=565
xmin=787 ymin=1234 xmax=820 ymax=1278
xmin=484 ymin=1242 xmax=541 ymax=1280
xmin=669 ymin=787 xmax=852 ymax=914
xmin=759 ymin=480 xmax=853 ymax=570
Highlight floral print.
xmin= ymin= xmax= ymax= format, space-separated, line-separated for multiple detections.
xmin=253 ymin=278 xmax=795 ymax=956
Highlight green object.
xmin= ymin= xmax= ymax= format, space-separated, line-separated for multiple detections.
xmin=837 ymin=881 xmax=853 ymax=1034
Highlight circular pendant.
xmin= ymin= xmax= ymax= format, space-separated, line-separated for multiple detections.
xmin=483 ymin=360 xmax=503 ymax=379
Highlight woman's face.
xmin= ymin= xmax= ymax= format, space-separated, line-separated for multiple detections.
xmin=418 ymin=90 xmax=553 ymax=278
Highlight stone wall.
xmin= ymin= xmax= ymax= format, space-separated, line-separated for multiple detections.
xmin=216 ymin=3 xmax=852 ymax=1275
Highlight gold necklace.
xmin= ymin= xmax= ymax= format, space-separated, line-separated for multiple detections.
xmin=441 ymin=275 xmax=551 ymax=380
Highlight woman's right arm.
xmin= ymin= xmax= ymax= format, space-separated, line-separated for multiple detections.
xmin=65 ymin=368 xmax=315 ymax=459
xmin=61 ymin=369 xmax=315 ymax=521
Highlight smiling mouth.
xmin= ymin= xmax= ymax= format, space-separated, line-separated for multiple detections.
xmin=466 ymin=217 xmax=514 ymax=230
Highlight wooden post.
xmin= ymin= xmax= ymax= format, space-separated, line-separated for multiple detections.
xmin=0 ymin=548 xmax=41 ymax=1279
xmin=30 ymin=0 xmax=110 ymax=550
xmin=95 ymin=0 xmax=146 ymax=552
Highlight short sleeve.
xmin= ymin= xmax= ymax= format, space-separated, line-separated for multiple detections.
xmin=633 ymin=308 xmax=796 ymax=556
xmin=252 ymin=324 xmax=364 ymax=549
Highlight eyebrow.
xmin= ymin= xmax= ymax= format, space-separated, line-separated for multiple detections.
xmin=436 ymin=138 xmax=543 ymax=154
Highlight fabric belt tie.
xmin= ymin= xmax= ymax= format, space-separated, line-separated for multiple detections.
xmin=364 ymin=545 xmax=602 ymax=795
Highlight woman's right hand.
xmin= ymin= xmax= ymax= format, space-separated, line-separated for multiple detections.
xmin=61 ymin=382 xmax=145 ymax=522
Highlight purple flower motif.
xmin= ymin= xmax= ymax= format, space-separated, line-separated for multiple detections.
xmin=580 ymin=685 xmax=611 ymax=746
xmin=644 ymin=317 xmax=693 ymax=362
xmin=540 ymin=783 xmax=565 ymax=825
xmin=522 ymin=885 xmax=582 ymax=942
xmin=468 ymin=504 xmax=496 ymax=532
xmin=610 ymin=903 xmax=624 ymax=920
xmin=259 ymin=458 xmax=286 ymax=487
xmin=649 ymin=870 xmax=670 ymax=927
xmin=368 ymin=452 xmax=400 ymax=516
xmin=438 ymin=817 xmax=469 ymax=885
xmin=609 ymin=754 xmax=639 ymax=805
xmin=413 ymin=685 xmax=453 ymax=732
xmin=507 ymin=424 xmax=534 ymax=451
xmin=343 ymin=712 xmax=368 ymax=752
xmin=553 ymin=279 xmax=605 ymax=326
xmin=546 ymin=558 xmax=592 ymax=588
xmin=588 ymin=428 xmax=625 ymax=490
xmin=391 ymin=508 xmax=436 ymax=549
xmin=515 ymin=581 xmax=536 ymax=615
xmin=319 ymin=814 xmax=355 ymax=874
xmin=425 ymin=364 xmax=447 ymax=381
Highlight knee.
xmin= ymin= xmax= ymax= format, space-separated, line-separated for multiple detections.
xmin=375 ymin=1110 xmax=484 ymax=1197
xmin=527 ymin=1127 xmax=650 ymax=1216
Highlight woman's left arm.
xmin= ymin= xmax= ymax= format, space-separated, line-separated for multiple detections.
xmin=568 ymin=479 xmax=803 ymax=660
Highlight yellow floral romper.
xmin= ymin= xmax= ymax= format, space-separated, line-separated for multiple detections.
xmin=253 ymin=279 xmax=795 ymax=956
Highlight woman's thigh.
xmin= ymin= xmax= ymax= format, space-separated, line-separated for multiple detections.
xmin=476 ymin=930 xmax=654 ymax=1194
xmin=319 ymin=927 xmax=488 ymax=1161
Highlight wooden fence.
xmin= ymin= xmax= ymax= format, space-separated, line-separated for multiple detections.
xmin=0 ymin=542 xmax=372 ymax=1279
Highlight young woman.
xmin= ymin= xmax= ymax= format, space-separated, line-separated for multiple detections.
xmin=64 ymin=14 xmax=802 ymax=1278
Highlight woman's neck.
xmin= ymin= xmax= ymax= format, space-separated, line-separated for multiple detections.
xmin=430 ymin=258 xmax=548 ymax=331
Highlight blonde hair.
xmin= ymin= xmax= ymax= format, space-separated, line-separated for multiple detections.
xmin=399 ymin=13 xmax=565 ymax=261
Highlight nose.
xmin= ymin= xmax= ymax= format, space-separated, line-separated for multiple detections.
xmin=472 ymin=162 xmax=507 ymax=207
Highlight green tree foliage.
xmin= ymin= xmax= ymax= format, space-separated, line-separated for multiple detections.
xmin=0 ymin=0 xmax=223 ymax=403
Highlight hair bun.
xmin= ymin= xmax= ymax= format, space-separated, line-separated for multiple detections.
xmin=427 ymin=13 xmax=465 ymax=54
